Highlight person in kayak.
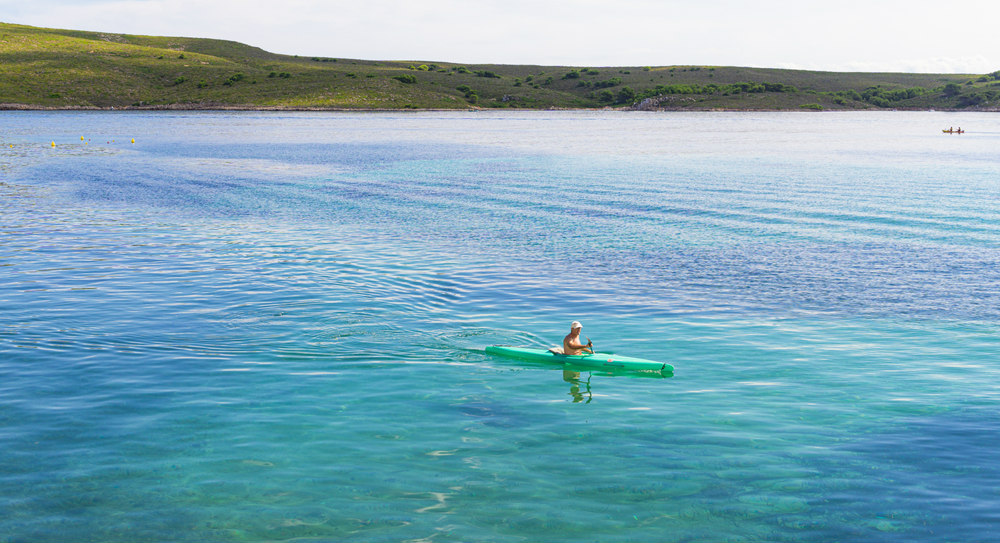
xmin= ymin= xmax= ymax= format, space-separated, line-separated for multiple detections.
xmin=563 ymin=321 xmax=594 ymax=355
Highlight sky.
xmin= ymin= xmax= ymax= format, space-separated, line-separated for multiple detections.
xmin=2 ymin=0 xmax=998 ymax=73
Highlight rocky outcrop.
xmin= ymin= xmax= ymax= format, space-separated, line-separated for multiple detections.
xmin=629 ymin=96 xmax=699 ymax=111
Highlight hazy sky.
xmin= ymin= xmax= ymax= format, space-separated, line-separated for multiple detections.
xmin=3 ymin=0 xmax=998 ymax=73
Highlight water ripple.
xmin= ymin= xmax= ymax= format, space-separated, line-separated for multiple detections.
xmin=4 ymin=111 xmax=1000 ymax=542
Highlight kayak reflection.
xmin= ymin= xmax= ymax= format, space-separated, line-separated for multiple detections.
xmin=563 ymin=370 xmax=593 ymax=403
xmin=559 ymin=366 xmax=670 ymax=402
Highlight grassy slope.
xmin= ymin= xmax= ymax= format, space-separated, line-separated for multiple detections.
xmin=1 ymin=22 xmax=997 ymax=110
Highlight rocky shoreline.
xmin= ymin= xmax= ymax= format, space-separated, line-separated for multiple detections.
xmin=2 ymin=102 xmax=997 ymax=113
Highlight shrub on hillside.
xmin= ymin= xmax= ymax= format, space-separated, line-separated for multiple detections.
xmin=456 ymin=85 xmax=478 ymax=102
xmin=593 ymin=77 xmax=622 ymax=89
xmin=975 ymin=70 xmax=1000 ymax=82
xmin=858 ymin=85 xmax=929 ymax=107
xmin=957 ymin=91 xmax=998 ymax=107
xmin=222 ymin=73 xmax=244 ymax=86
xmin=616 ymin=86 xmax=636 ymax=104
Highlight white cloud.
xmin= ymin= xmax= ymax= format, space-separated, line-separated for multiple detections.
xmin=895 ymin=56 xmax=996 ymax=75
xmin=2 ymin=0 xmax=998 ymax=72
xmin=780 ymin=56 xmax=996 ymax=75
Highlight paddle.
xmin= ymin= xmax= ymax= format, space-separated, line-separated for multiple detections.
xmin=583 ymin=339 xmax=616 ymax=354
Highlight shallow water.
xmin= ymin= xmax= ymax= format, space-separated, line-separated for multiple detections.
xmin=2 ymin=110 xmax=1000 ymax=542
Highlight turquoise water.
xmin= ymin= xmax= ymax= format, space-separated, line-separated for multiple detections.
xmin=2 ymin=110 xmax=1000 ymax=542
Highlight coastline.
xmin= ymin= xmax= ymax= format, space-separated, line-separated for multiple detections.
xmin=3 ymin=22 xmax=997 ymax=114
xmin=2 ymin=102 xmax=996 ymax=113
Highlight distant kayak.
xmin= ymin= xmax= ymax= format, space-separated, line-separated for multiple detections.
xmin=486 ymin=345 xmax=673 ymax=372
xmin=942 ymin=128 xmax=964 ymax=134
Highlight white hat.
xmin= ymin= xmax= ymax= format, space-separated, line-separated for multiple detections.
xmin=571 ymin=321 xmax=582 ymax=329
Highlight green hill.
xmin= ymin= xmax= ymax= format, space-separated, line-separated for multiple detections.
xmin=1 ymin=21 xmax=998 ymax=111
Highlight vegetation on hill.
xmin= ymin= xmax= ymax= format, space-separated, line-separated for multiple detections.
xmin=1 ymin=22 xmax=998 ymax=111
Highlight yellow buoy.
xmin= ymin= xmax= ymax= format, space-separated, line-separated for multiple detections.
xmin=51 ymin=141 xmax=55 ymax=147
xmin=131 ymin=138 xmax=135 ymax=144
xmin=81 ymin=136 xmax=85 ymax=141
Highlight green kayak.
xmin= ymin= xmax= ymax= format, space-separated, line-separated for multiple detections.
xmin=486 ymin=345 xmax=673 ymax=372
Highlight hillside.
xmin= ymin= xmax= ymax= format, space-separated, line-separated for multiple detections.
xmin=1 ymin=22 xmax=998 ymax=111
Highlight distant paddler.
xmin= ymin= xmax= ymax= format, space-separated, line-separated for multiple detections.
xmin=562 ymin=321 xmax=594 ymax=356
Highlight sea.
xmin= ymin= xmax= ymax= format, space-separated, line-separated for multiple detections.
xmin=2 ymin=110 xmax=999 ymax=542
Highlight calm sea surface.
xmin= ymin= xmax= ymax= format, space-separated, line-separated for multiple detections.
xmin=2 ymin=110 xmax=1000 ymax=542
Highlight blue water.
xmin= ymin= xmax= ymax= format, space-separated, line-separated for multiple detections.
xmin=3 ymin=110 xmax=1000 ymax=542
